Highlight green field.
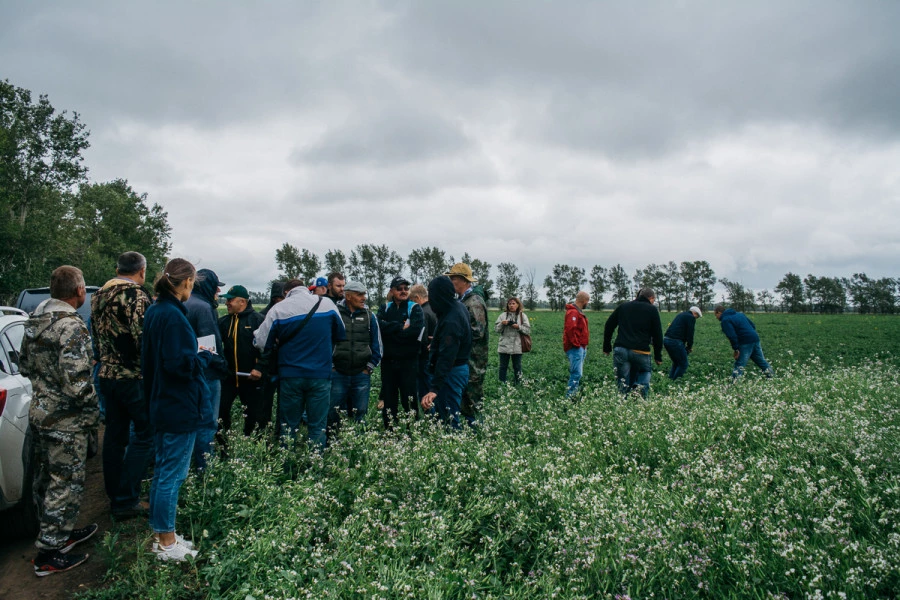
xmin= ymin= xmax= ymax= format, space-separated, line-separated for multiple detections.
xmin=84 ymin=311 xmax=900 ymax=599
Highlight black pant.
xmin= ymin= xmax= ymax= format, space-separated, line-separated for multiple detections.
xmin=381 ymin=357 xmax=419 ymax=430
xmin=99 ymin=378 xmax=154 ymax=510
xmin=498 ymin=353 xmax=523 ymax=384
xmin=220 ymin=377 xmax=267 ymax=436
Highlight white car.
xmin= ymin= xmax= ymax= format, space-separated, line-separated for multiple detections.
xmin=0 ymin=306 xmax=38 ymax=538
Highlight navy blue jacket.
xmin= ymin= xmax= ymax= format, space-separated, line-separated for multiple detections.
xmin=185 ymin=276 xmax=228 ymax=380
xmin=664 ymin=311 xmax=697 ymax=351
xmin=718 ymin=308 xmax=760 ymax=349
xmin=603 ymin=296 xmax=664 ymax=362
xmin=426 ymin=276 xmax=472 ymax=394
xmin=142 ymin=293 xmax=215 ymax=433
xmin=378 ymin=298 xmax=425 ymax=361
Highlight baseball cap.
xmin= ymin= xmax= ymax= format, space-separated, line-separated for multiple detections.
xmin=221 ymin=285 xmax=249 ymax=299
xmin=390 ymin=276 xmax=411 ymax=289
xmin=197 ymin=268 xmax=224 ymax=287
xmin=314 ymin=277 xmax=327 ymax=287
xmin=689 ymin=306 xmax=703 ymax=317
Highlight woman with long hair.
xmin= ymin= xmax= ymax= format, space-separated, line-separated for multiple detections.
xmin=141 ymin=258 xmax=214 ymax=561
xmin=494 ymin=297 xmax=531 ymax=384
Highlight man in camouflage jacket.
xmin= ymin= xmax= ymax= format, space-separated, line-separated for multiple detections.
xmin=445 ymin=263 xmax=488 ymax=427
xmin=21 ymin=266 xmax=99 ymax=576
xmin=91 ymin=251 xmax=153 ymax=518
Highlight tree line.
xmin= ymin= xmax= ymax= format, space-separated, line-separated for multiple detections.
xmin=0 ymin=79 xmax=171 ymax=304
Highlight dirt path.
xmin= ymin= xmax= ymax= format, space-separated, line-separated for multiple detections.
xmin=0 ymin=430 xmax=113 ymax=600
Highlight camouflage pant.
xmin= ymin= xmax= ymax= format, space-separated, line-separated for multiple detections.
xmin=32 ymin=427 xmax=88 ymax=550
xmin=461 ymin=350 xmax=487 ymax=419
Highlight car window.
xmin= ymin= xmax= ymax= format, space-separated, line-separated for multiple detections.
xmin=2 ymin=323 xmax=25 ymax=374
xmin=0 ymin=340 xmax=11 ymax=376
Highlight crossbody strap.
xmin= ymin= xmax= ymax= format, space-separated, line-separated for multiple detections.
xmin=276 ymin=297 xmax=322 ymax=348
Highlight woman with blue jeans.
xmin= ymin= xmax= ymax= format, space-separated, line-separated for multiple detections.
xmin=142 ymin=258 xmax=214 ymax=561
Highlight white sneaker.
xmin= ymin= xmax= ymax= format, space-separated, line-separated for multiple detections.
xmin=153 ymin=540 xmax=199 ymax=562
xmin=153 ymin=533 xmax=194 ymax=551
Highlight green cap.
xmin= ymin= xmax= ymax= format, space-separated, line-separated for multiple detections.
xmin=221 ymin=285 xmax=249 ymax=299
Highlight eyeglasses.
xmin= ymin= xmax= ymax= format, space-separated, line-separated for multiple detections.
xmin=395 ymin=286 xmax=410 ymax=292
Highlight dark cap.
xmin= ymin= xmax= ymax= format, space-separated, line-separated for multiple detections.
xmin=390 ymin=276 xmax=411 ymax=289
xmin=221 ymin=285 xmax=249 ymax=299
xmin=197 ymin=268 xmax=225 ymax=287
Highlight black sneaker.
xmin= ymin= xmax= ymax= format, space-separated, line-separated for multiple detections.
xmin=32 ymin=550 xmax=89 ymax=577
xmin=111 ymin=501 xmax=149 ymax=520
xmin=60 ymin=523 xmax=99 ymax=554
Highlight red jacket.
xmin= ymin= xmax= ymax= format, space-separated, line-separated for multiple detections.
xmin=563 ymin=303 xmax=589 ymax=351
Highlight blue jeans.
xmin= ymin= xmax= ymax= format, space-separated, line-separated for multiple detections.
xmin=93 ymin=362 xmax=106 ymax=421
xmin=279 ymin=377 xmax=331 ymax=451
xmin=733 ymin=342 xmax=774 ymax=380
xmin=329 ymin=371 xmax=371 ymax=427
xmin=150 ymin=431 xmax=196 ymax=533
xmin=613 ymin=347 xmax=653 ymax=398
xmin=192 ymin=379 xmax=220 ymax=471
xmin=664 ymin=338 xmax=689 ymax=380
xmin=432 ymin=364 xmax=469 ymax=430
xmin=566 ymin=347 xmax=587 ymax=398
xmin=100 ymin=378 xmax=155 ymax=511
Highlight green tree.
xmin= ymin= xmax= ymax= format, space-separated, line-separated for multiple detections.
xmin=775 ymin=272 xmax=805 ymax=313
xmin=324 ymin=249 xmax=347 ymax=275
xmin=348 ymin=244 xmax=404 ymax=308
xmin=522 ymin=267 xmax=539 ymax=311
xmin=67 ymin=180 xmax=171 ymax=285
xmin=543 ymin=264 xmax=586 ymax=311
xmin=757 ymin=289 xmax=776 ymax=313
xmin=804 ymin=275 xmax=846 ymax=314
xmin=719 ymin=278 xmax=755 ymax=313
xmin=407 ymin=246 xmax=453 ymax=284
xmin=609 ymin=264 xmax=631 ymax=305
xmin=680 ymin=260 xmax=716 ymax=309
xmin=460 ymin=252 xmax=492 ymax=300
xmin=0 ymin=79 xmax=90 ymax=302
xmin=589 ymin=265 xmax=608 ymax=311
xmin=495 ymin=262 xmax=521 ymax=302
xmin=275 ymin=244 xmax=320 ymax=283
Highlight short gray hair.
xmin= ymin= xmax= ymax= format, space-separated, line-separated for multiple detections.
xmin=117 ymin=251 xmax=146 ymax=275
xmin=50 ymin=266 xmax=85 ymax=299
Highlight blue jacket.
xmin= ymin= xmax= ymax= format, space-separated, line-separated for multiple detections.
xmin=665 ymin=311 xmax=697 ymax=351
xmin=718 ymin=308 xmax=760 ymax=349
xmin=141 ymin=293 xmax=215 ymax=433
xmin=185 ymin=276 xmax=228 ymax=380
xmin=253 ymin=288 xmax=346 ymax=380
xmin=426 ymin=276 xmax=472 ymax=394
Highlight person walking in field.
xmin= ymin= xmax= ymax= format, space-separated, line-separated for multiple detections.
xmin=328 ymin=281 xmax=382 ymax=437
xmin=563 ymin=291 xmax=590 ymax=398
xmin=91 ymin=251 xmax=154 ymax=520
xmin=714 ymin=305 xmax=774 ymax=381
xmin=495 ymin=296 xmax=531 ymax=384
xmin=603 ymin=287 xmax=663 ymax=398
xmin=663 ymin=306 xmax=702 ymax=380
xmin=445 ymin=263 xmax=488 ymax=427
xmin=21 ymin=266 xmax=100 ymax=576
xmin=377 ymin=276 xmax=425 ymax=429
xmin=142 ymin=258 xmax=214 ymax=561
xmin=217 ymin=285 xmax=267 ymax=436
xmin=420 ymin=276 xmax=472 ymax=430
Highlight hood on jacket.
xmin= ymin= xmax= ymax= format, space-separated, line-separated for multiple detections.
xmin=565 ymin=302 xmax=584 ymax=315
xmin=192 ymin=269 xmax=221 ymax=307
xmin=428 ymin=276 xmax=458 ymax=317
xmin=471 ymin=284 xmax=488 ymax=301
xmin=26 ymin=298 xmax=79 ymax=340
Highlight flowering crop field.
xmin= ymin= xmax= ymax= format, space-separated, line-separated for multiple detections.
xmin=83 ymin=312 xmax=900 ymax=599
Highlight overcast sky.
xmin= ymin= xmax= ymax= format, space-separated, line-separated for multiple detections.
xmin=3 ymin=1 xmax=898 ymax=297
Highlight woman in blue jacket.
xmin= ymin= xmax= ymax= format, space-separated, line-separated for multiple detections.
xmin=142 ymin=258 xmax=214 ymax=562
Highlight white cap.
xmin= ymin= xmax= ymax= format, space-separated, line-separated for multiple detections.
xmin=689 ymin=306 xmax=702 ymax=317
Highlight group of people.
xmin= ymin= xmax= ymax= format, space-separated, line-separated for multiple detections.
xmin=18 ymin=254 xmax=504 ymax=574
xmin=19 ymin=253 xmax=773 ymax=577
xmin=562 ymin=287 xmax=774 ymax=399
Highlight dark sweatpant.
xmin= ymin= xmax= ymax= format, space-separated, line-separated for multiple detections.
xmin=381 ymin=357 xmax=419 ymax=430
xmin=220 ymin=378 xmax=267 ymax=436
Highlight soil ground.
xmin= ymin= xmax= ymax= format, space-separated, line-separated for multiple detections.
xmin=0 ymin=428 xmax=112 ymax=600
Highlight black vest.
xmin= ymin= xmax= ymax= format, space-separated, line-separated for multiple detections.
xmin=332 ymin=304 xmax=372 ymax=375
